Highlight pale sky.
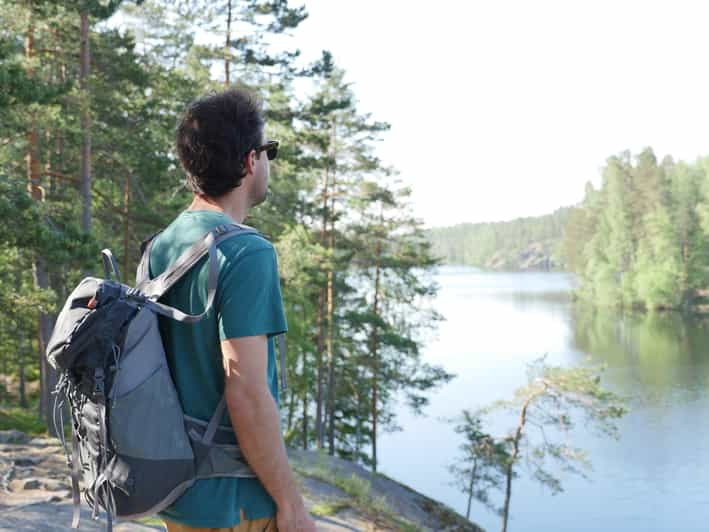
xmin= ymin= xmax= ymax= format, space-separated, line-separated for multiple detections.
xmin=286 ymin=0 xmax=709 ymax=227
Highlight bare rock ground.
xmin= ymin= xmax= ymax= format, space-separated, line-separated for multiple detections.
xmin=0 ymin=431 xmax=481 ymax=531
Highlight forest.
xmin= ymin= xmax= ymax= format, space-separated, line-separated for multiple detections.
xmin=429 ymin=148 xmax=709 ymax=312
xmin=0 ymin=0 xmax=453 ymax=472
xmin=564 ymin=148 xmax=709 ymax=311
xmin=427 ymin=207 xmax=571 ymax=270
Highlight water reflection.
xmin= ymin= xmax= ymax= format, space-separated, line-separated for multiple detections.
xmin=379 ymin=267 xmax=709 ymax=532
xmin=571 ymin=304 xmax=709 ymax=404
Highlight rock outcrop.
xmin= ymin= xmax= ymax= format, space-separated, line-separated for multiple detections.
xmin=0 ymin=431 xmax=482 ymax=532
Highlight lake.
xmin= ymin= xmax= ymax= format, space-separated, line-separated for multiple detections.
xmin=378 ymin=266 xmax=709 ymax=532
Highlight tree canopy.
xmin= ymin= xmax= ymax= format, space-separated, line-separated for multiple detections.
xmin=0 ymin=0 xmax=451 ymax=466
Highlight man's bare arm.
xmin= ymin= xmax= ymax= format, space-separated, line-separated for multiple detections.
xmin=221 ymin=335 xmax=315 ymax=531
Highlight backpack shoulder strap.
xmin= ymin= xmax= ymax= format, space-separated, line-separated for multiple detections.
xmin=136 ymin=230 xmax=162 ymax=286
xmin=136 ymin=223 xmax=258 ymax=323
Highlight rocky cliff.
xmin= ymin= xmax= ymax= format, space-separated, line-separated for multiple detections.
xmin=484 ymin=239 xmax=559 ymax=271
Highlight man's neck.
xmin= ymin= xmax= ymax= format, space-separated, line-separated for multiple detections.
xmin=187 ymin=191 xmax=249 ymax=223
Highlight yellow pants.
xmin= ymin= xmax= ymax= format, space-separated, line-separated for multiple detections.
xmin=163 ymin=510 xmax=277 ymax=532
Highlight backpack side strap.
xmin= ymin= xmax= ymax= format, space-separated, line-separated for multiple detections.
xmin=136 ymin=230 xmax=162 ymax=286
xmin=276 ymin=334 xmax=287 ymax=391
xmin=202 ymin=396 xmax=227 ymax=445
xmin=70 ymin=426 xmax=81 ymax=529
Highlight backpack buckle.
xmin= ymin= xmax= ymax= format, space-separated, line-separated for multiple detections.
xmin=94 ymin=368 xmax=105 ymax=397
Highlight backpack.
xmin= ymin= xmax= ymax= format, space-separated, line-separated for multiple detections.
xmin=46 ymin=222 xmax=287 ymax=531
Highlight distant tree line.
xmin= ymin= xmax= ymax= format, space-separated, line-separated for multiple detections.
xmin=427 ymin=208 xmax=571 ymax=270
xmin=0 ymin=0 xmax=453 ymax=470
xmin=428 ymin=148 xmax=709 ymax=312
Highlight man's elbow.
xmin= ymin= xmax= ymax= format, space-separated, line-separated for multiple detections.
xmin=224 ymin=379 xmax=271 ymax=416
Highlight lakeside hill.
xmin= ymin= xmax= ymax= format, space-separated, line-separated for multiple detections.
xmin=0 ymin=430 xmax=481 ymax=532
xmin=427 ymin=207 xmax=572 ymax=271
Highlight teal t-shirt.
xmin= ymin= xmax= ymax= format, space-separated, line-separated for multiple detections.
xmin=149 ymin=210 xmax=287 ymax=528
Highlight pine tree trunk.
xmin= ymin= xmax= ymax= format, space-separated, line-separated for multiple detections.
xmin=315 ymin=162 xmax=330 ymax=449
xmin=25 ymin=77 xmax=42 ymax=202
xmin=315 ymin=287 xmax=325 ymax=448
xmin=501 ymin=393 xmax=536 ymax=532
xmin=36 ymin=258 xmax=57 ymax=430
xmin=300 ymin=310 xmax=309 ymax=449
xmin=224 ymin=0 xmax=232 ymax=86
xmin=286 ymin=376 xmax=296 ymax=433
xmin=123 ymin=174 xmax=130 ymax=280
xmin=25 ymin=7 xmax=58 ymax=434
xmin=325 ymin=123 xmax=339 ymax=455
xmin=371 ymin=260 xmax=381 ymax=473
xmin=466 ymin=459 xmax=478 ymax=520
xmin=52 ymin=30 xmax=66 ymax=196
xmin=301 ymin=365 xmax=309 ymax=450
xmin=80 ymin=10 xmax=92 ymax=234
xmin=681 ymin=240 xmax=689 ymax=299
xmin=371 ymin=363 xmax=378 ymax=472
xmin=49 ymin=50 xmax=67 ymax=312
xmin=18 ymin=341 xmax=27 ymax=409
xmin=26 ymin=125 xmax=42 ymax=203
xmin=326 ymin=266 xmax=335 ymax=455
xmin=16 ymin=267 xmax=28 ymax=409
xmin=354 ymin=386 xmax=362 ymax=459
xmin=370 ymin=217 xmax=382 ymax=472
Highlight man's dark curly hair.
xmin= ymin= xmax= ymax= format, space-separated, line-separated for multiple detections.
xmin=176 ymin=88 xmax=264 ymax=198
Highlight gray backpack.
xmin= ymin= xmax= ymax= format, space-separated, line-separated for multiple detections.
xmin=46 ymin=223 xmax=286 ymax=531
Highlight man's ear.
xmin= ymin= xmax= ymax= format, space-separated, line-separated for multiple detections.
xmin=244 ymin=149 xmax=257 ymax=176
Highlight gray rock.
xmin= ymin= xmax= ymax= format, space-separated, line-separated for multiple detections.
xmin=0 ymin=501 xmax=165 ymax=531
xmin=21 ymin=479 xmax=41 ymax=490
xmin=28 ymin=438 xmax=57 ymax=447
xmin=0 ymin=445 xmax=20 ymax=453
xmin=0 ymin=431 xmax=29 ymax=445
xmin=42 ymin=480 xmax=69 ymax=492
xmin=13 ymin=457 xmax=41 ymax=467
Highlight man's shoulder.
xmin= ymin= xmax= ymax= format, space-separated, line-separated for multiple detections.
xmin=217 ymin=231 xmax=277 ymax=273
xmin=219 ymin=231 xmax=273 ymax=255
xmin=152 ymin=213 xmax=272 ymax=255
xmin=148 ymin=216 xmax=273 ymax=276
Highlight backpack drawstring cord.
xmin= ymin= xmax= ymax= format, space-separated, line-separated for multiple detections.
xmin=52 ymin=374 xmax=70 ymax=459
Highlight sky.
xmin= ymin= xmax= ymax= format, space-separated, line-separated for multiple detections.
xmin=281 ymin=0 xmax=709 ymax=227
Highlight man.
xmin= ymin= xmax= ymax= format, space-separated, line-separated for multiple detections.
xmin=148 ymin=88 xmax=316 ymax=532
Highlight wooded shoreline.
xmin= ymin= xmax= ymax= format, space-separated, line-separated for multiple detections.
xmin=429 ymin=149 xmax=709 ymax=315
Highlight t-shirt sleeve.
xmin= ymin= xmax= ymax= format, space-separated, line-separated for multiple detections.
xmin=216 ymin=245 xmax=288 ymax=341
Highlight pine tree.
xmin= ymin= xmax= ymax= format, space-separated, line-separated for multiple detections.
xmin=483 ymin=358 xmax=627 ymax=532
xmin=347 ymin=177 xmax=453 ymax=469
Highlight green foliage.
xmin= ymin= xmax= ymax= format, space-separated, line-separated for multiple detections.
xmin=464 ymin=358 xmax=628 ymax=531
xmin=134 ymin=516 xmax=165 ymax=527
xmin=449 ymin=410 xmax=509 ymax=520
xmin=292 ymin=457 xmax=409 ymax=528
xmin=0 ymin=0 xmax=448 ymax=474
xmin=0 ymin=405 xmax=47 ymax=435
xmin=428 ymin=207 xmax=572 ymax=270
xmin=564 ymin=148 xmax=709 ymax=311
xmin=309 ymin=500 xmax=351 ymax=517
xmin=262 ymin=53 xmax=452 ymax=463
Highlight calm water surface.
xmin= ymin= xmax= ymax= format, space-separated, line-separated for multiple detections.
xmin=378 ymin=266 xmax=709 ymax=532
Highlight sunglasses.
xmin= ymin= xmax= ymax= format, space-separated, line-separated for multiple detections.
xmin=254 ymin=140 xmax=279 ymax=161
